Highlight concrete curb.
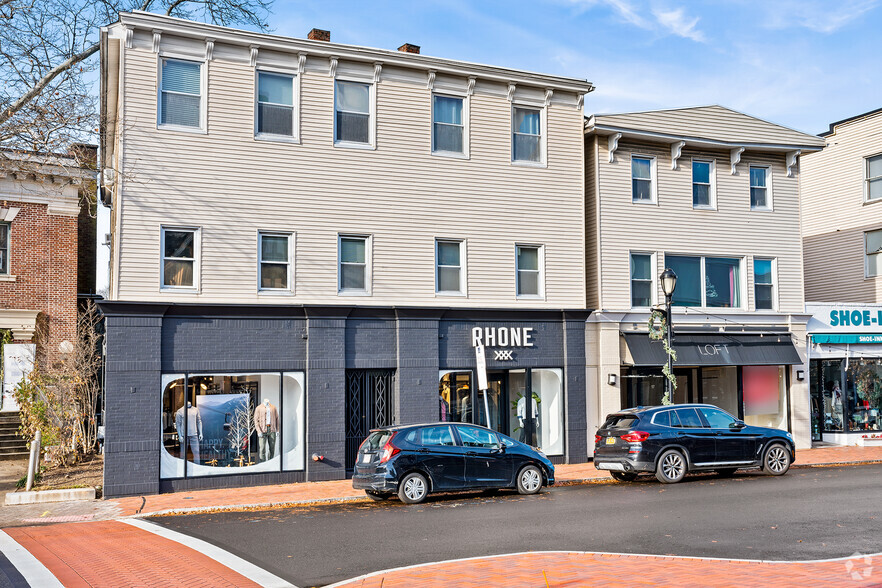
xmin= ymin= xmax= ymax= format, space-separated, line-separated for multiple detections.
xmin=5 ymin=487 xmax=96 ymax=506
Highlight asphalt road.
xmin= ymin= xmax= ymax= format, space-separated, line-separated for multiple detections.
xmin=153 ymin=464 xmax=882 ymax=587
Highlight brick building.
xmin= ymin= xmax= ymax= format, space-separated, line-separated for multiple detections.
xmin=0 ymin=147 xmax=97 ymax=411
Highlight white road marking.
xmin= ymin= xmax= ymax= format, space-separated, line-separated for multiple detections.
xmin=122 ymin=518 xmax=297 ymax=588
xmin=0 ymin=530 xmax=64 ymax=588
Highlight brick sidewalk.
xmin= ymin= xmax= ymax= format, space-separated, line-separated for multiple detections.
xmin=1 ymin=445 xmax=880 ymax=528
xmin=329 ymin=551 xmax=881 ymax=588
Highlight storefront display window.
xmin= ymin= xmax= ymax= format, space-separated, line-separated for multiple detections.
xmin=161 ymin=372 xmax=305 ymax=479
xmin=743 ymin=366 xmax=787 ymax=429
xmin=701 ymin=366 xmax=739 ymax=416
xmin=846 ymin=360 xmax=882 ymax=432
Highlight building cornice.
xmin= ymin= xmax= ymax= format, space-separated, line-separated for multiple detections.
xmin=0 ymin=309 xmax=40 ymax=340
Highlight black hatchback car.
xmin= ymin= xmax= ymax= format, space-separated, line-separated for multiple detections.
xmin=593 ymin=404 xmax=796 ymax=483
xmin=352 ymin=422 xmax=554 ymax=504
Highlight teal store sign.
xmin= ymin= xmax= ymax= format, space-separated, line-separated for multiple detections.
xmin=812 ymin=333 xmax=882 ymax=344
xmin=828 ymin=309 xmax=882 ymax=327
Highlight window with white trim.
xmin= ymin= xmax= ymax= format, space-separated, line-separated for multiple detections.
xmin=0 ymin=224 xmax=8 ymax=275
xmin=692 ymin=160 xmax=714 ymax=208
xmin=159 ymin=58 xmax=202 ymax=128
xmin=432 ymin=95 xmax=464 ymax=154
xmin=867 ymin=154 xmax=882 ymax=202
xmin=867 ymin=229 xmax=882 ymax=277
xmin=754 ymin=258 xmax=775 ymax=310
xmin=516 ymin=245 xmax=543 ymax=297
xmin=630 ymin=253 xmax=653 ymax=308
xmin=335 ymin=81 xmax=371 ymax=145
xmin=436 ymin=239 xmax=465 ymax=295
xmin=749 ymin=166 xmax=771 ymax=210
xmin=512 ymin=107 xmax=541 ymax=163
xmin=665 ymin=254 xmax=744 ymax=308
xmin=259 ymin=232 xmax=292 ymax=291
xmin=632 ymin=156 xmax=655 ymax=203
xmin=339 ymin=235 xmax=368 ymax=293
xmin=161 ymin=227 xmax=197 ymax=289
xmin=257 ymin=72 xmax=295 ymax=137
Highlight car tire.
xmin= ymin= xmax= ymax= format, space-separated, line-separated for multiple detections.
xmin=610 ymin=471 xmax=638 ymax=482
xmin=365 ymin=490 xmax=390 ymax=501
xmin=398 ymin=472 xmax=429 ymax=504
xmin=655 ymin=449 xmax=687 ymax=484
xmin=516 ymin=465 xmax=543 ymax=495
xmin=715 ymin=468 xmax=738 ymax=477
xmin=762 ymin=443 xmax=791 ymax=476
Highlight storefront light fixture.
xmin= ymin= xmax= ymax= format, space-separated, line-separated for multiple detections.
xmin=796 ymin=370 xmax=805 ymax=381
xmin=608 ymin=374 xmax=617 ymax=386
xmin=660 ymin=267 xmax=678 ymax=297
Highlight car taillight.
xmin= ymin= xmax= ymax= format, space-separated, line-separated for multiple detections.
xmin=379 ymin=437 xmax=400 ymax=463
xmin=594 ymin=434 xmax=602 ymax=444
xmin=620 ymin=431 xmax=650 ymax=442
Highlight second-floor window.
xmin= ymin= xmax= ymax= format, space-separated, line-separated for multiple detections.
xmin=867 ymin=154 xmax=882 ymax=203
xmin=159 ymin=58 xmax=202 ymax=129
xmin=259 ymin=232 xmax=292 ymax=291
xmin=432 ymin=95 xmax=464 ymax=154
xmin=630 ymin=253 xmax=653 ymax=308
xmin=335 ymin=81 xmax=371 ymax=145
xmin=692 ymin=160 xmax=714 ymax=208
xmin=516 ymin=245 xmax=543 ymax=297
xmin=666 ymin=255 xmax=742 ymax=308
xmin=754 ymin=258 xmax=775 ymax=310
xmin=512 ymin=107 xmax=541 ymax=163
xmin=436 ymin=239 xmax=465 ymax=295
xmin=161 ymin=227 xmax=197 ymax=289
xmin=339 ymin=235 xmax=368 ymax=293
xmin=750 ymin=166 xmax=770 ymax=210
xmin=0 ymin=224 xmax=8 ymax=275
xmin=257 ymin=72 xmax=295 ymax=137
xmin=867 ymin=229 xmax=882 ymax=277
xmin=632 ymin=156 xmax=655 ymax=203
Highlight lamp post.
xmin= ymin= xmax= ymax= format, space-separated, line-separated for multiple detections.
xmin=660 ymin=268 xmax=678 ymax=403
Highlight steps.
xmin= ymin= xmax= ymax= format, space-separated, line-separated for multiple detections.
xmin=0 ymin=413 xmax=29 ymax=461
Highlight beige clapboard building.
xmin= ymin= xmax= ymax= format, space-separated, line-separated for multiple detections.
xmin=584 ymin=106 xmax=825 ymax=449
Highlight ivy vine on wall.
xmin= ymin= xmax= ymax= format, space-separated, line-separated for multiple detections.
xmin=648 ymin=310 xmax=677 ymax=405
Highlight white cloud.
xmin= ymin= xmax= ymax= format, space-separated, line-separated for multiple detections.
xmin=757 ymin=0 xmax=879 ymax=33
xmin=565 ymin=0 xmax=705 ymax=41
xmin=652 ymin=6 xmax=705 ymax=41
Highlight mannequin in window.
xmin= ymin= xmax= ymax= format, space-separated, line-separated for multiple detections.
xmin=517 ymin=393 xmax=539 ymax=446
xmin=254 ymin=398 xmax=279 ymax=462
xmin=175 ymin=401 xmax=203 ymax=463
xmin=439 ymin=392 xmax=449 ymax=421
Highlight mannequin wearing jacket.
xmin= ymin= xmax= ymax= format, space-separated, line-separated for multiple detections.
xmin=516 ymin=395 xmax=539 ymax=446
xmin=254 ymin=399 xmax=280 ymax=462
xmin=175 ymin=402 xmax=203 ymax=463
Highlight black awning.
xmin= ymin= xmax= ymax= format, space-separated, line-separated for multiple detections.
xmin=622 ymin=332 xmax=802 ymax=367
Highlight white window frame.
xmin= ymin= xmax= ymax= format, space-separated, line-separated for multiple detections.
xmin=515 ymin=243 xmax=545 ymax=300
xmin=337 ymin=234 xmax=372 ymax=295
xmin=157 ymin=54 xmax=207 ymax=134
xmin=691 ymin=158 xmax=716 ymax=210
xmin=664 ymin=254 xmax=746 ymax=310
xmin=629 ymin=251 xmax=656 ymax=309
xmin=160 ymin=226 xmax=200 ymax=292
xmin=333 ymin=78 xmax=377 ymax=150
xmin=431 ymin=92 xmax=469 ymax=159
xmin=753 ymin=257 xmax=777 ymax=311
xmin=510 ymin=104 xmax=547 ymax=168
xmin=631 ymin=154 xmax=658 ymax=204
xmin=435 ymin=238 xmax=467 ymax=297
xmin=749 ymin=165 xmax=773 ymax=211
xmin=0 ymin=223 xmax=9 ymax=276
xmin=866 ymin=229 xmax=882 ymax=278
xmin=257 ymin=231 xmax=294 ymax=294
xmin=254 ymin=67 xmax=300 ymax=143
xmin=865 ymin=153 xmax=882 ymax=203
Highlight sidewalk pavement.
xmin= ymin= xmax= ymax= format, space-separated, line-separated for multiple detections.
xmin=1 ymin=444 xmax=880 ymax=529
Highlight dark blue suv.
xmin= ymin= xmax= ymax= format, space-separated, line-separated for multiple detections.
xmin=352 ymin=422 xmax=554 ymax=503
xmin=593 ymin=404 xmax=796 ymax=483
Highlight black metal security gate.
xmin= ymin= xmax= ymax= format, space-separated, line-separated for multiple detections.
xmin=345 ymin=369 xmax=395 ymax=473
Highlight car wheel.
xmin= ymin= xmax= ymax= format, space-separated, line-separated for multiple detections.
xmin=398 ymin=472 xmax=429 ymax=504
xmin=516 ymin=465 xmax=543 ymax=495
xmin=762 ymin=443 xmax=791 ymax=476
xmin=610 ymin=471 xmax=638 ymax=482
xmin=655 ymin=449 xmax=687 ymax=484
xmin=365 ymin=490 xmax=390 ymax=501
xmin=715 ymin=468 xmax=738 ymax=477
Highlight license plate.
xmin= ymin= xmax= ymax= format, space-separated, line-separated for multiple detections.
xmin=605 ymin=436 xmax=615 ymax=445
xmin=598 ymin=462 xmax=625 ymax=471
xmin=361 ymin=454 xmax=372 ymax=463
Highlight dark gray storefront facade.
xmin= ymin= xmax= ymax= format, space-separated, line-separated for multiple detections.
xmin=100 ymin=302 xmax=590 ymax=497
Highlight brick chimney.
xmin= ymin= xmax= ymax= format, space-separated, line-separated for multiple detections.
xmin=397 ymin=43 xmax=420 ymax=54
xmin=307 ymin=28 xmax=330 ymax=42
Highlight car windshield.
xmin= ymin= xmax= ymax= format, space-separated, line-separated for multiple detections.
xmin=362 ymin=430 xmax=393 ymax=451
xmin=603 ymin=415 xmax=639 ymax=429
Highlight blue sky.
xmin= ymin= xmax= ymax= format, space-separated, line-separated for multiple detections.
xmin=268 ymin=0 xmax=882 ymax=135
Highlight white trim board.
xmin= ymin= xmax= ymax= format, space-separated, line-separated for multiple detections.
xmin=0 ymin=530 xmax=64 ymax=588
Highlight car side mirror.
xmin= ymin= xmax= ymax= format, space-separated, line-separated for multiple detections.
xmin=730 ymin=421 xmax=746 ymax=430
xmin=491 ymin=445 xmax=505 ymax=454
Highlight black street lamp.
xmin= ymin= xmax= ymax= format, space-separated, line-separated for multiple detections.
xmin=660 ymin=268 xmax=678 ymax=402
